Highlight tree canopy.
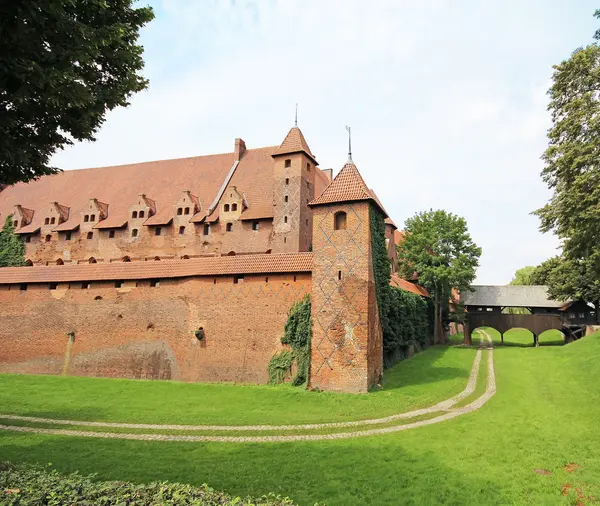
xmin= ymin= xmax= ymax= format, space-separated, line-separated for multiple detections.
xmin=397 ymin=210 xmax=481 ymax=343
xmin=0 ymin=216 xmax=25 ymax=267
xmin=0 ymin=1 xmax=154 ymax=185
xmin=509 ymin=266 xmax=536 ymax=286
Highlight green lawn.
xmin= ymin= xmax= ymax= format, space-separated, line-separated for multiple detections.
xmin=1 ymin=330 xmax=599 ymax=505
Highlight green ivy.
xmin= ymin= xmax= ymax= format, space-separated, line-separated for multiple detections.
xmin=268 ymin=295 xmax=312 ymax=387
xmin=0 ymin=215 xmax=26 ymax=267
xmin=369 ymin=207 xmax=433 ymax=368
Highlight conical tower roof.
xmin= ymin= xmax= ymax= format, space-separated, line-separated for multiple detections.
xmin=272 ymin=127 xmax=317 ymax=163
xmin=308 ymin=161 xmax=386 ymax=216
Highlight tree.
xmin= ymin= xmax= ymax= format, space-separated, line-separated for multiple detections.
xmin=0 ymin=1 xmax=154 ymax=185
xmin=509 ymin=266 xmax=536 ymax=286
xmin=397 ymin=210 xmax=481 ymax=344
xmin=0 ymin=216 xmax=25 ymax=267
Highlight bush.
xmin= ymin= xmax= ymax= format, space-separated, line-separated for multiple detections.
xmin=0 ymin=461 xmax=295 ymax=505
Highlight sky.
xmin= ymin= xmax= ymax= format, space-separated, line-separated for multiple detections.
xmin=50 ymin=0 xmax=600 ymax=284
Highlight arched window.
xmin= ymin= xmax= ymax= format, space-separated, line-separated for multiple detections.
xmin=122 ymin=256 xmax=131 ymax=262
xmin=184 ymin=207 xmax=190 ymax=215
xmin=131 ymin=228 xmax=138 ymax=238
xmin=44 ymin=217 xmax=50 ymax=225
xmin=132 ymin=211 xmax=138 ymax=219
xmin=84 ymin=215 xmax=89 ymax=222
xmin=334 ymin=211 xmax=347 ymax=230
xmin=139 ymin=210 xmax=145 ymax=218
xmin=50 ymin=217 xmax=56 ymax=224
xmin=227 ymin=251 xmax=236 ymax=256
xmin=90 ymin=214 xmax=95 ymax=222
xmin=56 ymin=258 xmax=64 ymax=265
xmin=87 ymin=231 xmax=93 ymax=240
xmin=226 ymin=223 xmax=233 ymax=232
xmin=177 ymin=208 xmax=183 ymax=216
xmin=45 ymin=234 xmax=52 ymax=242
xmin=154 ymin=256 xmax=160 ymax=261
xmin=89 ymin=257 xmax=97 ymax=264
xmin=232 ymin=203 xmax=238 ymax=211
xmin=13 ymin=220 xmax=19 ymax=228
xmin=182 ymin=255 xmax=190 ymax=259
xmin=179 ymin=226 xmax=185 ymax=235
xmin=25 ymin=259 xmax=33 ymax=266
xmin=224 ymin=204 xmax=230 ymax=212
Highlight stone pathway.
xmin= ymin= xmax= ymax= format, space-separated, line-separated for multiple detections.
xmin=0 ymin=331 xmax=496 ymax=443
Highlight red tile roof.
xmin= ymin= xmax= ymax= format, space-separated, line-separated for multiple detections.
xmin=394 ymin=229 xmax=405 ymax=246
xmin=309 ymin=162 xmax=386 ymax=215
xmin=0 ymin=253 xmax=314 ymax=284
xmin=390 ymin=274 xmax=430 ymax=297
xmin=272 ymin=127 xmax=317 ymax=163
xmin=240 ymin=205 xmax=274 ymax=221
xmin=15 ymin=224 xmax=40 ymax=234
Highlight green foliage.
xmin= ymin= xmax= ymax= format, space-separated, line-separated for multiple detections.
xmin=0 ymin=216 xmax=25 ymax=267
xmin=370 ymin=207 xmax=392 ymax=341
xmin=0 ymin=461 xmax=295 ymax=505
xmin=0 ymin=1 xmax=154 ymax=184
xmin=509 ymin=266 xmax=536 ymax=286
xmin=397 ymin=209 xmax=481 ymax=343
xmin=268 ymin=295 xmax=312 ymax=387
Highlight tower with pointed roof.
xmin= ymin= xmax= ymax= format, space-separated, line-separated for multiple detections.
xmin=308 ymin=160 xmax=384 ymax=393
xmin=271 ymin=126 xmax=317 ymax=253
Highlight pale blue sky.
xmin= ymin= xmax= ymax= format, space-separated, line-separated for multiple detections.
xmin=51 ymin=1 xmax=599 ymax=284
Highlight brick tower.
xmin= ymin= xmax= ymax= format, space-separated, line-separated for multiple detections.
xmin=308 ymin=160 xmax=384 ymax=393
xmin=272 ymin=126 xmax=318 ymax=253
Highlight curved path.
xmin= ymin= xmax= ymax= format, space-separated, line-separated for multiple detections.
xmin=0 ymin=331 xmax=496 ymax=442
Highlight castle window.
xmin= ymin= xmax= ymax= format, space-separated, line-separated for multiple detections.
xmin=131 ymin=229 xmax=138 ymax=238
xmin=227 ymin=251 xmax=236 ymax=256
xmin=182 ymin=255 xmax=190 ymax=259
xmin=25 ymin=235 xmax=31 ymax=243
xmin=293 ymin=275 xmax=297 ymax=282
xmin=226 ymin=223 xmax=232 ymax=232
xmin=177 ymin=208 xmax=183 ymax=216
xmin=184 ymin=207 xmax=190 ymax=215
xmin=44 ymin=217 xmax=50 ymax=225
xmin=334 ymin=211 xmax=347 ymax=230
xmin=179 ymin=226 xmax=185 ymax=235
xmin=87 ymin=231 xmax=93 ymax=240
xmin=284 ymin=195 xmax=288 ymax=203
xmin=50 ymin=217 xmax=56 ymax=224
xmin=89 ymin=257 xmax=97 ymax=264
xmin=90 ymin=214 xmax=95 ymax=222
xmin=233 ymin=274 xmax=244 ymax=284
xmin=203 ymin=224 xmax=210 ymax=235
xmin=82 ymin=282 xmax=90 ymax=289
xmin=84 ymin=215 xmax=89 ymax=222
xmin=155 ymin=227 xmax=162 ymax=236
xmin=265 ymin=276 xmax=269 ymax=283
xmin=285 ymin=159 xmax=291 ymax=168
xmin=150 ymin=279 xmax=160 ymax=287
xmin=122 ymin=256 xmax=131 ymax=262
xmin=307 ymin=163 xmax=311 ymax=171
xmin=20 ymin=283 xmax=28 ymax=291
xmin=338 ymin=270 xmax=342 ymax=280
xmin=132 ymin=211 xmax=138 ymax=219
xmin=285 ymin=178 xmax=289 ymax=185
xmin=45 ymin=234 xmax=52 ymax=242
xmin=49 ymin=283 xmax=58 ymax=290
xmin=284 ymin=237 xmax=287 ymax=243
xmin=284 ymin=216 xmax=288 ymax=223
xmin=139 ymin=210 xmax=145 ymax=218
xmin=115 ymin=280 xmax=124 ymax=288
xmin=65 ymin=231 xmax=72 ymax=241
xmin=25 ymin=259 xmax=33 ymax=266
xmin=232 ymin=203 xmax=238 ymax=211
xmin=252 ymin=221 xmax=259 ymax=231
xmin=109 ymin=230 xmax=115 ymax=239
xmin=13 ymin=220 xmax=18 ymax=228
xmin=154 ymin=256 xmax=160 ymax=261
xmin=56 ymin=258 xmax=64 ymax=265
xmin=224 ymin=204 xmax=230 ymax=212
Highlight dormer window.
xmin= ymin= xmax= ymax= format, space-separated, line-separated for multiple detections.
xmin=132 ymin=211 xmax=138 ymax=219
xmin=13 ymin=220 xmax=18 ymax=228
xmin=139 ymin=210 xmax=145 ymax=218
xmin=84 ymin=215 xmax=89 ymax=223
xmin=285 ymin=159 xmax=291 ymax=168
xmin=50 ymin=217 xmax=56 ymax=224
xmin=177 ymin=208 xmax=183 ymax=216
xmin=231 ymin=203 xmax=238 ymax=212
xmin=90 ymin=214 xmax=95 ymax=222
xmin=44 ymin=218 xmax=50 ymax=225
xmin=224 ymin=204 xmax=230 ymax=212
xmin=184 ymin=207 xmax=190 ymax=215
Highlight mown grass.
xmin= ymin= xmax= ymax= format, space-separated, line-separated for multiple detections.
xmin=0 ymin=345 xmax=475 ymax=425
xmin=1 ymin=330 xmax=599 ymax=505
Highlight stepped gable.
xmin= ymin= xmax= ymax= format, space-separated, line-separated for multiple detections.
xmin=308 ymin=161 xmax=386 ymax=216
xmin=272 ymin=126 xmax=317 ymax=164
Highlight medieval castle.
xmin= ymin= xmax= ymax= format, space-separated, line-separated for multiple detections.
xmin=0 ymin=125 xmax=407 ymax=393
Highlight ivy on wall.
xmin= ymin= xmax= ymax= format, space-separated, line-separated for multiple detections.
xmin=370 ymin=207 xmax=434 ymax=368
xmin=268 ymin=295 xmax=312 ymax=387
xmin=0 ymin=215 xmax=25 ymax=267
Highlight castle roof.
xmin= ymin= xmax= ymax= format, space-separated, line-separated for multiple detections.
xmin=308 ymin=161 xmax=386 ymax=216
xmin=0 ymin=141 xmax=331 ymax=234
xmin=272 ymin=127 xmax=317 ymax=164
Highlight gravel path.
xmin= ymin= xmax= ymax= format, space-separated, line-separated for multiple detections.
xmin=0 ymin=331 xmax=496 ymax=442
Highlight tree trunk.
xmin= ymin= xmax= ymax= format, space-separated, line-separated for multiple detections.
xmin=434 ymin=300 xmax=444 ymax=344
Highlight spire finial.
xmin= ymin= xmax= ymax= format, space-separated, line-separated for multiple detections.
xmin=294 ymin=103 xmax=298 ymax=127
xmin=345 ymin=125 xmax=353 ymax=163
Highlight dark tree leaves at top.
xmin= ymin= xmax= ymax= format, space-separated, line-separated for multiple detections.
xmin=0 ymin=0 xmax=154 ymax=185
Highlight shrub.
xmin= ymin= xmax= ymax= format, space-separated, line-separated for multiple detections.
xmin=0 ymin=461 xmax=296 ymax=505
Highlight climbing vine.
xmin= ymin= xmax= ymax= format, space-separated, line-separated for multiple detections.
xmin=268 ymin=294 xmax=312 ymax=387
xmin=370 ymin=207 xmax=434 ymax=368
xmin=0 ymin=215 xmax=25 ymax=267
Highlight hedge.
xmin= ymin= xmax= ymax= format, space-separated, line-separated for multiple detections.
xmin=0 ymin=461 xmax=295 ymax=506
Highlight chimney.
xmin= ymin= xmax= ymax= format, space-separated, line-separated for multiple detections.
xmin=234 ymin=138 xmax=246 ymax=161
xmin=324 ymin=168 xmax=333 ymax=182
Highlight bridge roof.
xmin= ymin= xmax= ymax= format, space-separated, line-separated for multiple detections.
xmin=462 ymin=285 xmax=568 ymax=308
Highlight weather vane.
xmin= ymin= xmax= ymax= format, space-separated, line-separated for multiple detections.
xmin=345 ymin=125 xmax=352 ymax=163
xmin=295 ymin=103 xmax=298 ymax=127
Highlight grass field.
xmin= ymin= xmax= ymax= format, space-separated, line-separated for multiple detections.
xmin=1 ymin=329 xmax=599 ymax=505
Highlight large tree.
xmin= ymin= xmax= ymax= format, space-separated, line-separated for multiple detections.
xmin=0 ymin=1 xmax=154 ymax=185
xmin=509 ymin=266 xmax=536 ymax=286
xmin=397 ymin=210 xmax=481 ymax=344
xmin=0 ymin=216 xmax=25 ymax=267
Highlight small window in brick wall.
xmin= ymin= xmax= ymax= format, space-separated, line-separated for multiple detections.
xmin=252 ymin=221 xmax=259 ymax=231
xmin=20 ymin=283 xmax=27 ymax=291
xmin=284 ymin=195 xmax=288 ymax=203
xmin=224 ymin=204 xmax=230 ymax=212
xmin=233 ymin=274 xmax=244 ymax=284
xmin=179 ymin=226 xmax=185 ymax=235
xmin=65 ymin=232 xmax=72 ymax=241
xmin=177 ymin=208 xmax=183 ymax=216
xmin=204 ymin=224 xmax=210 ymax=235
xmin=109 ymin=230 xmax=115 ymax=239
xmin=139 ymin=210 xmax=145 ymax=218
xmin=45 ymin=234 xmax=52 ymax=242
xmin=150 ymin=279 xmax=160 ymax=287
xmin=131 ymin=229 xmax=138 ymax=238
xmin=25 ymin=235 xmax=31 ymax=243
xmin=82 ymin=282 xmax=90 ymax=289
xmin=87 ymin=232 xmax=93 ymax=240
xmin=226 ymin=223 xmax=233 ymax=232
xmin=50 ymin=217 xmax=56 ymax=224
xmin=49 ymin=283 xmax=57 ymax=290
xmin=285 ymin=159 xmax=291 ymax=168
xmin=132 ymin=211 xmax=138 ymax=219
xmin=284 ymin=216 xmax=288 ymax=223
xmin=90 ymin=215 xmax=95 ymax=222
xmin=84 ymin=215 xmax=89 ymax=223
xmin=155 ymin=227 xmax=162 ymax=236
xmin=334 ymin=211 xmax=347 ymax=230
xmin=184 ymin=207 xmax=190 ymax=215
xmin=232 ymin=203 xmax=238 ymax=211
xmin=285 ymin=178 xmax=289 ymax=185
xmin=115 ymin=280 xmax=124 ymax=288
xmin=44 ymin=218 xmax=50 ymax=225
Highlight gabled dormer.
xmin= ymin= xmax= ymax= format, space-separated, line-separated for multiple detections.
xmin=11 ymin=204 xmax=35 ymax=229
xmin=42 ymin=202 xmax=69 ymax=228
xmin=174 ymin=190 xmax=200 ymax=220
xmin=81 ymin=198 xmax=108 ymax=236
xmin=129 ymin=194 xmax=156 ymax=223
xmin=220 ymin=186 xmax=246 ymax=221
